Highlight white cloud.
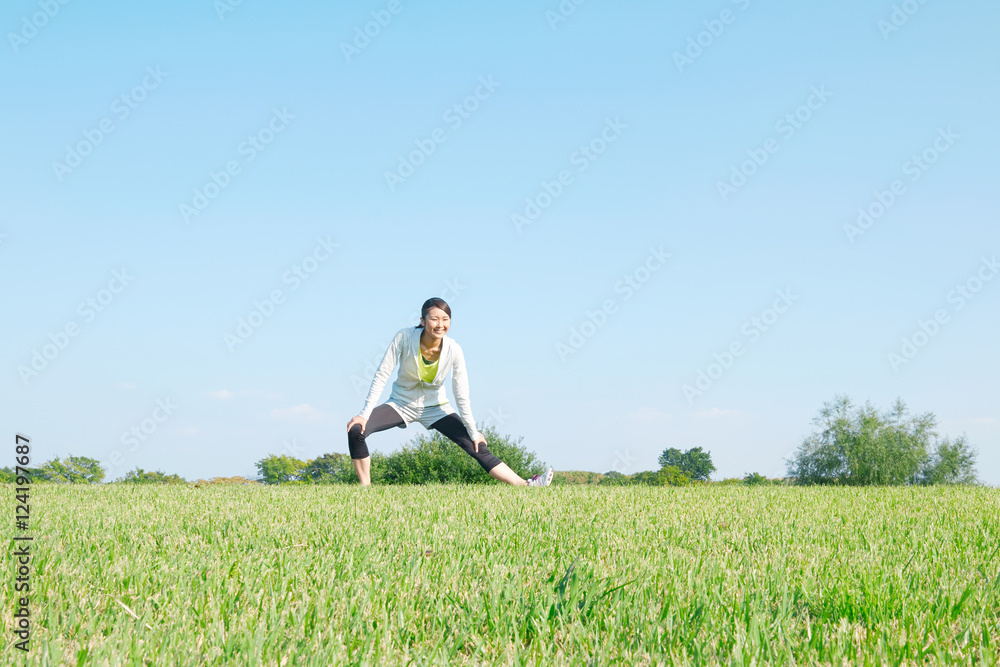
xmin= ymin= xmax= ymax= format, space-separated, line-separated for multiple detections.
xmin=208 ymin=390 xmax=233 ymax=399
xmin=114 ymin=382 xmax=137 ymax=390
xmin=693 ymin=407 xmax=742 ymax=419
xmin=240 ymin=389 xmax=284 ymax=399
xmin=270 ymin=404 xmax=329 ymax=423
xmin=179 ymin=427 xmax=199 ymax=435
xmin=627 ymin=407 xmax=671 ymax=421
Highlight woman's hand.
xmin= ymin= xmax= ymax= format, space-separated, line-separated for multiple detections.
xmin=347 ymin=415 xmax=367 ymax=433
xmin=473 ymin=433 xmax=486 ymax=453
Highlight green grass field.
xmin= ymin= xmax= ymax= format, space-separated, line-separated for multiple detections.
xmin=3 ymin=484 xmax=998 ymax=665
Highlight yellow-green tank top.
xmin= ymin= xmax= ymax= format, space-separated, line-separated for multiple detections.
xmin=418 ymin=349 xmax=439 ymax=383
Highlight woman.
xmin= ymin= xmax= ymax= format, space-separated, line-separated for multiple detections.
xmin=346 ymin=297 xmax=554 ymax=488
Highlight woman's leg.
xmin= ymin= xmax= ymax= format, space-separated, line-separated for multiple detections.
xmin=428 ymin=414 xmax=528 ymax=487
xmin=348 ymin=404 xmax=404 ymax=485
xmin=487 ymin=462 xmax=529 ymax=486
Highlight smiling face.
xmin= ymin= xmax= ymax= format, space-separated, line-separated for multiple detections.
xmin=420 ymin=307 xmax=450 ymax=344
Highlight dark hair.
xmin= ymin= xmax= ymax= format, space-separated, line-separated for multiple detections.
xmin=415 ymin=298 xmax=451 ymax=328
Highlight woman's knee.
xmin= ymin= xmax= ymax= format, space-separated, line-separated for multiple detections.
xmin=347 ymin=425 xmax=369 ymax=459
xmin=470 ymin=444 xmax=501 ymax=472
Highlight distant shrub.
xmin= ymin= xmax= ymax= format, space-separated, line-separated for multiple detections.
xmin=381 ymin=424 xmax=545 ymax=485
xmin=193 ymin=476 xmax=258 ymax=486
xmin=597 ymin=471 xmax=630 ymax=486
xmin=632 ymin=465 xmax=691 ymax=487
xmin=258 ymin=424 xmax=546 ymax=486
xmin=550 ymin=471 xmax=606 ymax=486
xmin=119 ymin=468 xmax=185 ymax=484
xmin=597 ymin=465 xmax=690 ymax=487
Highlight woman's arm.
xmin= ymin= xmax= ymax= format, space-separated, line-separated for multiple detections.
xmin=358 ymin=329 xmax=405 ymax=419
xmin=451 ymin=343 xmax=483 ymax=444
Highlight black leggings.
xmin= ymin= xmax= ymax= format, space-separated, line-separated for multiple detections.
xmin=348 ymin=403 xmax=502 ymax=473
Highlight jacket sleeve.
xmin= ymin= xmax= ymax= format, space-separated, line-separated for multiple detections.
xmin=451 ymin=343 xmax=482 ymax=442
xmin=359 ymin=329 xmax=405 ymax=419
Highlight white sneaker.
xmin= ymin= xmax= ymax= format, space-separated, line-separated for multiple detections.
xmin=526 ymin=467 xmax=554 ymax=487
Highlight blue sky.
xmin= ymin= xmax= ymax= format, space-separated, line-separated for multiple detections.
xmin=2 ymin=0 xmax=997 ymax=484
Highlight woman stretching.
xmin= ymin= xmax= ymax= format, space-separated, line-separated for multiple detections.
xmin=346 ymin=298 xmax=554 ymax=488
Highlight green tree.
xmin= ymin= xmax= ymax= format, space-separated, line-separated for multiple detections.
xmin=683 ymin=447 xmax=716 ymax=481
xmin=632 ymin=465 xmax=690 ymax=487
xmin=0 ymin=467 xmax=16 ymax=483
xmin=657 ymin=446 xmax=716 ymax=481
xmin=920 ymin=435 xmax=978 ymax=485
xmin=657 ymin=448 xmax=684 ymax=470
xmin=598 ymin=471 xmax=631 ymax=486
xmin=35 ymin=456 xmax=105 ymax=483
xmin=255 ymin=454 xmax=307 ymax=484
xmin=119 ymin=468 xmax=185 ymax=484
xmin=743 ymin=472 xmax=767 ymax=486
xmin=303 ymin=453 xmax=357 ymax=484
xmin=787 ymin=395 xmax=978 ymax=486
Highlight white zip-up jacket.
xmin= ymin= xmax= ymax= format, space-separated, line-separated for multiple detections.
xmin=359 ymin=326 xmax=482 ymax=442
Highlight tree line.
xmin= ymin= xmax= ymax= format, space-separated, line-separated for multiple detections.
xmin=0 ymin=458 xmax=184 ymax=484
xmin=1 ymin=396 xmax=979 ymax=487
